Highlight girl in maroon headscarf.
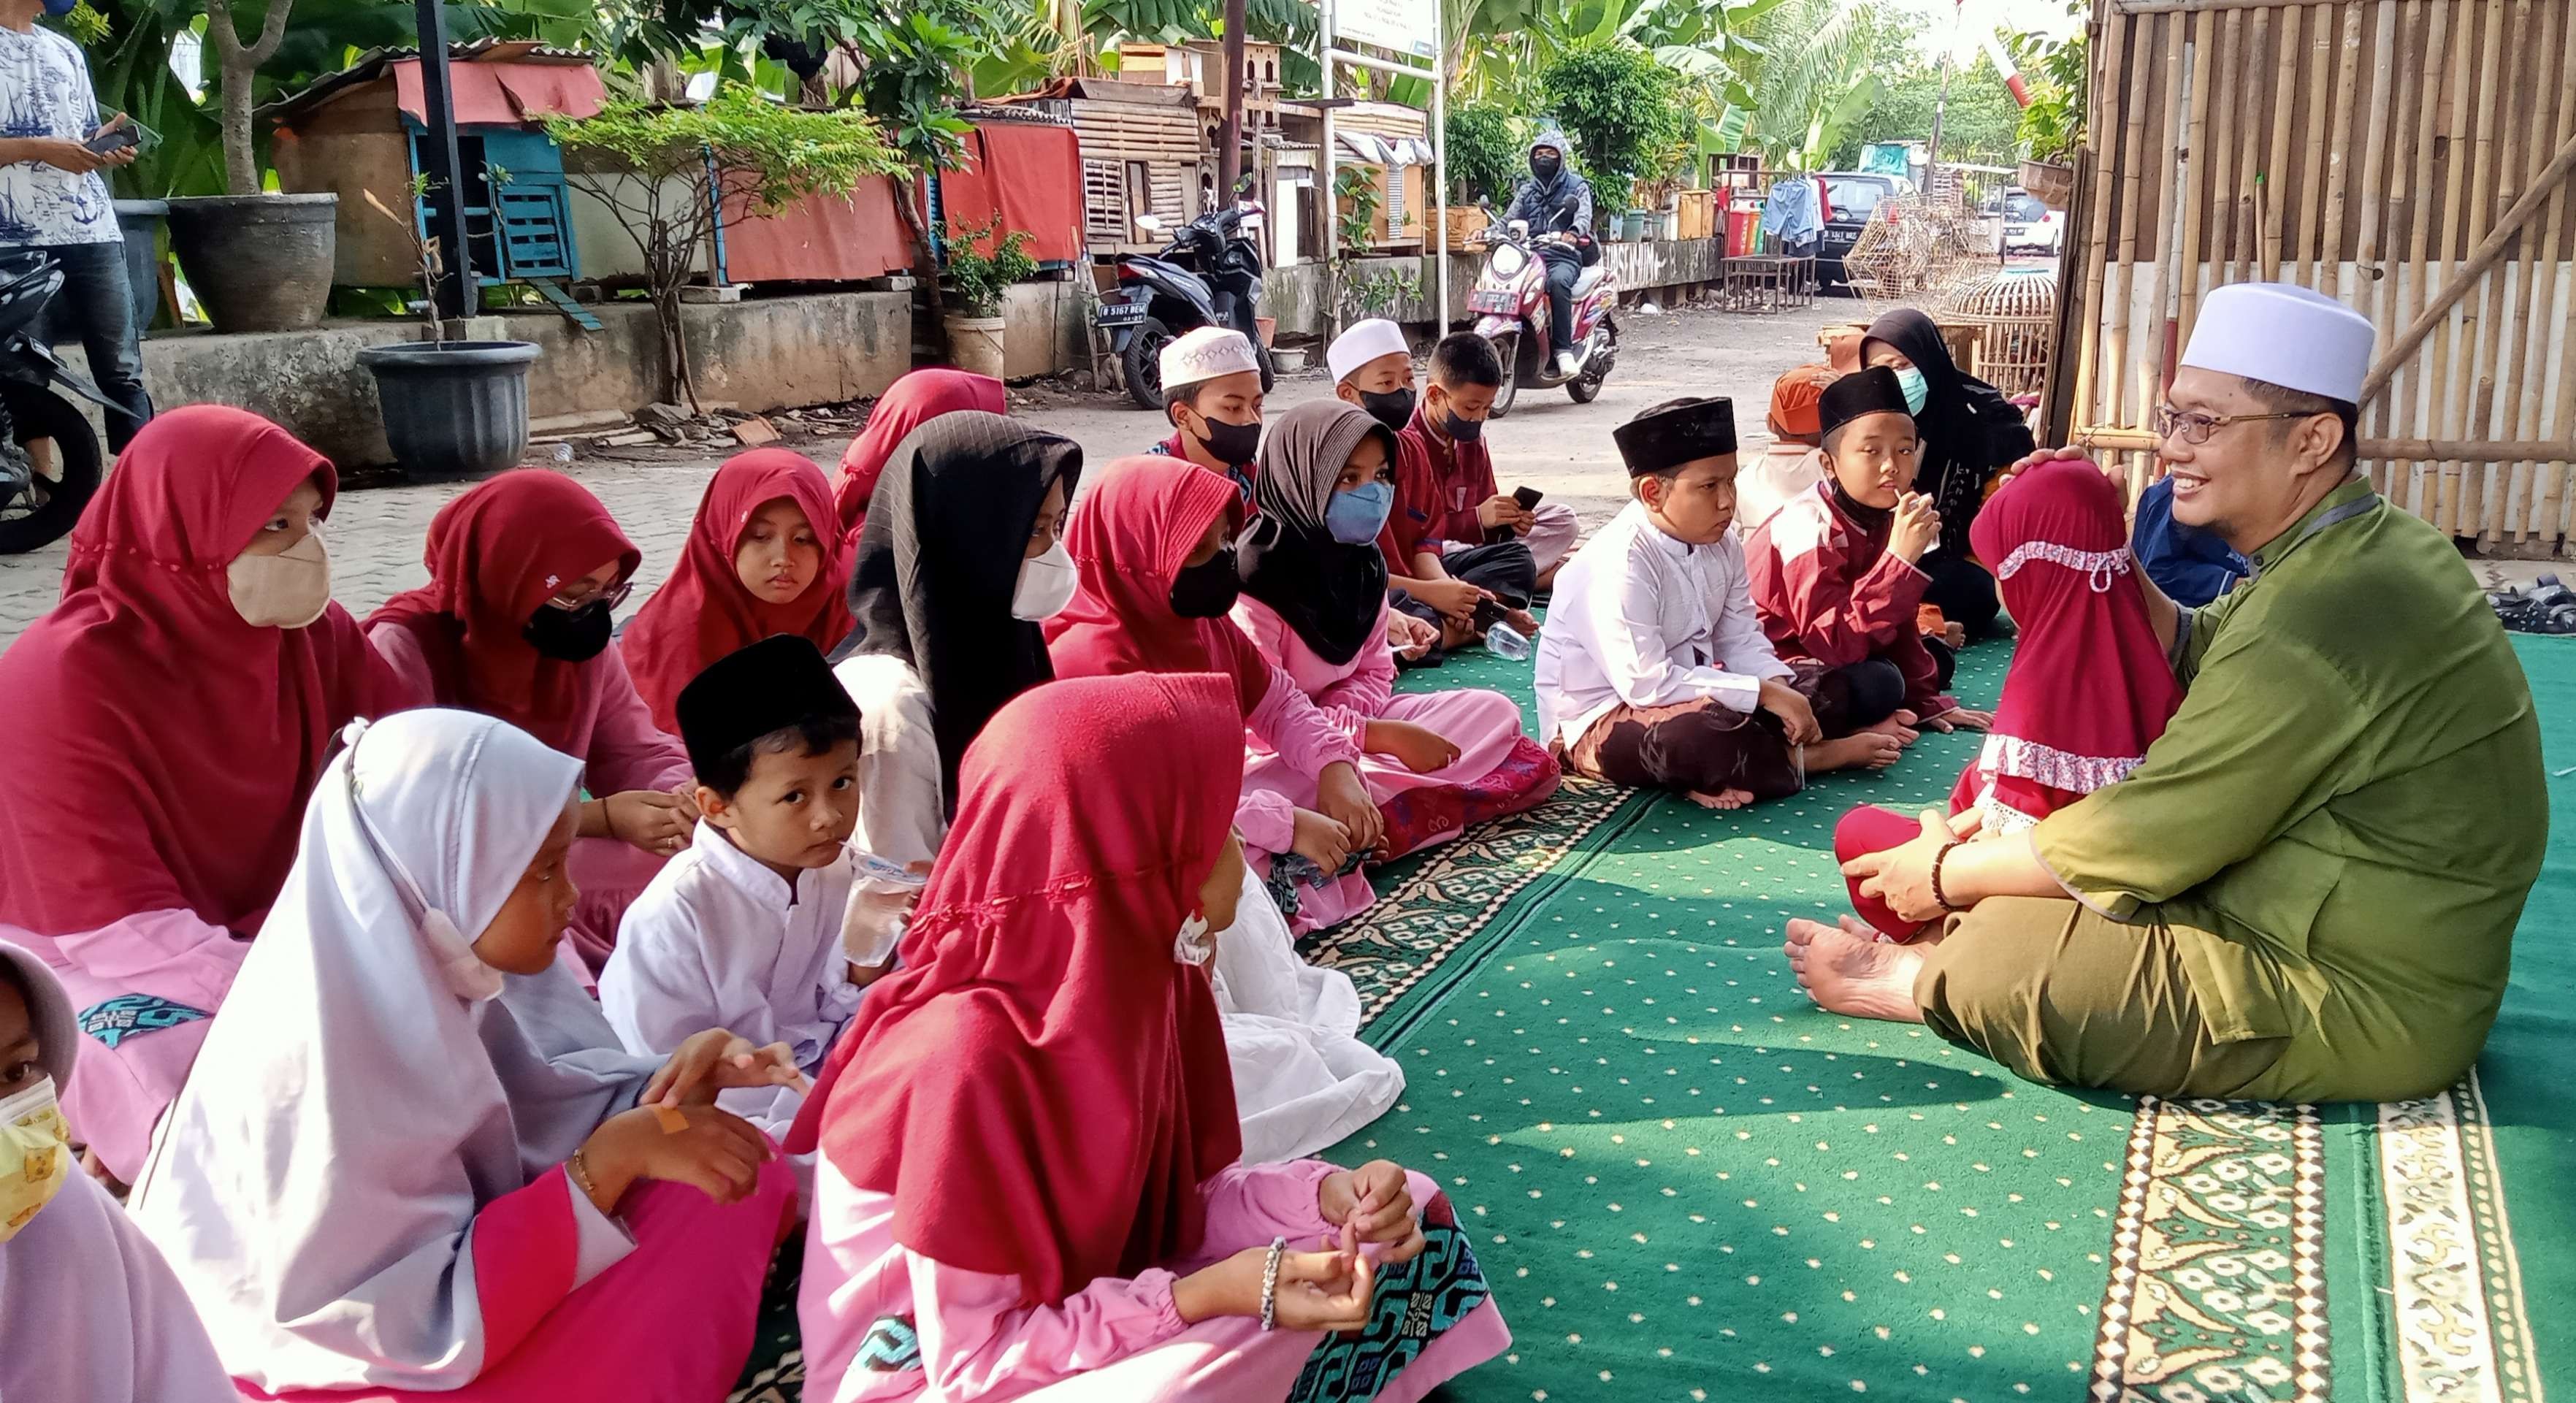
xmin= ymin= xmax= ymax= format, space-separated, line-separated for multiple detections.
xmin=0 ymin=406 xmax=406 ymax=1184
xmin=619 ymin=449 xmax=854 ymax=735
xmin=365 ymin=471 xmax=695 ymax=971
xmin=1827 ymin=457 xmax=2186 ymax=941
xmin=790 ymin=672 xmax=1508 ymax=1399
xmin=833 ymin=369 xmax=1005 ymax=547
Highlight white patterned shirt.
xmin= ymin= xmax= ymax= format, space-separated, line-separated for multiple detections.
xmin=0 ymin=24 xmax=115 ymax=246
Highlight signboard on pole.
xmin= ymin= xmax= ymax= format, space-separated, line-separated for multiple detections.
xmin=1334 ymin=0 xmax=1436 ymax=62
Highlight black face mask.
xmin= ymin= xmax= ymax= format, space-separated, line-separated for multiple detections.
xmin=1189 ymin=411 xmax=1263 ymax=468
xmin=522 ymin=599 xmax=615 ymax=662
xmin=1357 ymin=387 xmax=1416 ymax=436
xmin=1168 ymin=546 xmax=1243 ymax=619
xmin=1531 ymin=153 xmax=1562 ymax=181
xmin=1438 ymin=407 xmax=1485 ymax=443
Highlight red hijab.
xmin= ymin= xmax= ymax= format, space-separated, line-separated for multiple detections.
xmin=0 ymin=406 xmax=401 ymax=937
xmin=787 ymin=673 xmax=1244 ymax=1304
xmin=1043 ymin=455 xmax=1269 ymax=712
xmin=835 ymin=370 xmax=1006 ymax=545
xmin=364 ymin=471 xmax=641 ymax=756
xmin=1947 ymin=457 xmax=2185 ymax=828
xmin=619 ymin=451 xmax=854 ymax=735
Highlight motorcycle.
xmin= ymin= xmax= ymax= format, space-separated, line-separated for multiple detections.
xmin=1097 ymin=173 xmax=1275 ymax=411
xmin=0 ymin=252 xmax=110 ymax=555
xmin=1465 ymin=207 xmax=1618 ymax=418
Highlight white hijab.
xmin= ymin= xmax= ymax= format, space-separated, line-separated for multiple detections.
xmin=130 ymin=708 xmax=664 ymax=1393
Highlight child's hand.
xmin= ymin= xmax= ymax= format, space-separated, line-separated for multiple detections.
xmin=1290 ymin=808 xmax=1354 ymax=872
xmin=1386 ymin=610 xmax=1439 ymax=660
xmin=603 ymin=790 xmax=690 ymax=857
xmin=1364 ymin=719 xmax=1461 ymax=773
xmin=1889 ymin=492 xmax=1941 ymax=564
xmin=1315 ymin=762 xmax=1386 ymax=854
xmin=643 ymin=1029 xmax=805 ymax=1109
xmin=581 ymin=1102 xmax=772 ymax=1210
xmin=1413 ymin=576 xmax=1485 ymax=623
xmin=1319 ymin=1160 xmax=1427 ymax=1263
xmin=1757 ymin=679 xmax=1822 ymax=744
xmin=1175 ymin=1244 xmax=1375 ymax=1331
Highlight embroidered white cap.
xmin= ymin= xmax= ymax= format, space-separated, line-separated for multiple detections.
xmin=1326 ymin=317 xmax=1410 ymax=385
xmin=2179 ymin=281 xmax=2376 ymax=403
xmin=1158 ymin=326 xmax=1261 ymax=392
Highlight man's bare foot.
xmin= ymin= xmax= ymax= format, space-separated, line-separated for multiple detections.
xmin=1865 ymin=710 xmax=1922 ymax=746
xmin=1808 ymin=732 xmax=1903 ymax=772
xmin=1784 ymin=917 xmax=1928 ymax=1022
xmin=1502 ymin=606 xmax=1541 ymax=636
xmin=1685 ymin=787 xmax=1755 ymax=811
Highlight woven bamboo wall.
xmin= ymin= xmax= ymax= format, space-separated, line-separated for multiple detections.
xmin=2063 ymin=0 xmax=2576 ymax=552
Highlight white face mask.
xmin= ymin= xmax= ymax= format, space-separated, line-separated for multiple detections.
xmin=1012 ymin=540 xmax=1078 ymax=622
xmin=0 ymin=1075 xmax=69 ymax=1243
xmin=227 ymin=527 xmax=333 ymax=629
xmin=1172 ymin=911 xmax=1215 ymax=966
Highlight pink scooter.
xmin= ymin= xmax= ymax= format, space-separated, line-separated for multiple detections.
xmin=1464 ymin=210 xmax=1619 ymax=418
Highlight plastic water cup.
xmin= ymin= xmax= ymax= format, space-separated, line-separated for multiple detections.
xmin=1486 ymin=621 xmax=1532 ymax=660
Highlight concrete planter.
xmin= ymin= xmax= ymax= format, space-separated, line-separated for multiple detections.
xmin=945 ymin=313 xmax=1006 ymax=380
xmin=111 ymin=199 xmax=165 ymax=336
xmin=356 ymin=340 xmax=539 ymax=481
xmin=166 ymin=193 xmax=337 ymax=333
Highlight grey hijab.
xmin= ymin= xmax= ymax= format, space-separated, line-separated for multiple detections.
xmin=1237 ymin=400 xmax=1393 ymax=665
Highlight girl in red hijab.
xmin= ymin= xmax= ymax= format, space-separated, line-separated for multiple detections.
xmin=1828 ymin=457 xmax=2186 ymax=940
xmin=790 ymin=672 xmax=1508 ymax=1400
xmin=833 ymin=369 xmax=1005 ymax=546
xmin=619 ymin=449 xmax=854 ymax=735
xmin=365 ymin=471 xmax=696 ymax=971
xmin=0 ymin=405 xmax=405 ymax=1184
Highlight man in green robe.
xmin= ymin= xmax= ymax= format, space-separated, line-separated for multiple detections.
xmin=1788 ymin=282 xmax=2545 ymax=1103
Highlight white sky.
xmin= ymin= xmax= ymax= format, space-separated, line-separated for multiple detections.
xmin=1890 ymin=0 xmax=2087 ymax=64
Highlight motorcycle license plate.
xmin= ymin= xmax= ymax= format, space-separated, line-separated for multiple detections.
xmin=1468 ymin=289 xmax=1517 ymax=313
xmin=1095 ymin=299 xmax=1152 ymax=328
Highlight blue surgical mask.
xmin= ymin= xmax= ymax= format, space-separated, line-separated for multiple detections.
xmin=1895 ymin=366 xmax=1930 ymax=416
xmin=39 ymin=0 xmax=77 ymax=16
xmin=1325 ymin=481 xmax=1394 ymax=544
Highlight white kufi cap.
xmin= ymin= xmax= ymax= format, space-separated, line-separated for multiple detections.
xmin=1326 ymin=317 xmax=1410 ymax=386
xmin=1160 ymin=326 xmax=1261 ymax=392
xmin=2179 ymin=281 xmax=2376 ymax=402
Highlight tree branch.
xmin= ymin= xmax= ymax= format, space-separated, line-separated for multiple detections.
xmin=245 ymin=0 xmax=296 ymax=68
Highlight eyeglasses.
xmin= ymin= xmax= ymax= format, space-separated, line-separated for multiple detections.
xmin=2153 ymin=405 xmax=2317 ymax=446
xmin=543 ymin=578 xmax=632 ymax=612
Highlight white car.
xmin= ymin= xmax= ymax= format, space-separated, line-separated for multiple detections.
xmin=1997 ymin=188 xmax=2063 ymax=255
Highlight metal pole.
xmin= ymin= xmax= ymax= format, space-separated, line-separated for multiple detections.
xmin=1319 ymin=0 xmax=1337 ymax=337
xmin=413 ymin=0 xmax=475 ymax=322
xmin=1220 ymin=0 xmax=1247 ymax=200
xmin=1432 ymin=0 xmax=1448 ymax=330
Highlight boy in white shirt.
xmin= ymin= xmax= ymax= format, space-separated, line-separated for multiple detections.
xmin=1534 ymin=397 xmax=1903 ymax=811
xmin=601 ymin=635 xmax=875 ymax=1142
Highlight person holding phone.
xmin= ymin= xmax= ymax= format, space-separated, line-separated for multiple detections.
xmin=0 ymin=0 xmax=153 ymax=450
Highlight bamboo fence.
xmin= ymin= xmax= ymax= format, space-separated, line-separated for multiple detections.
xmin=2065 ymin=0 xmax=2576 ymax=551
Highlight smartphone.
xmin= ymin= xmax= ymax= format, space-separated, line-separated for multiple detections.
xmin=1513 ymin=486 xmax=1545 ymax=511
xmin=84 ymin=124 xmax=139 ymax=157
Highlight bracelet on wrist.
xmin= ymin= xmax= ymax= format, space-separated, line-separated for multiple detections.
xmin=1929 ymin=839 xmax=1964 ymax=914
xmin=1258 ymin=1236 xmax=1286 ymax=1331
xmin=567 ymin=1147 xmax=601 ymax=1208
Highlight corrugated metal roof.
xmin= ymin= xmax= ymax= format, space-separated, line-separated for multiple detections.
xmin=260 ymin=39 xmax=597 ymax=121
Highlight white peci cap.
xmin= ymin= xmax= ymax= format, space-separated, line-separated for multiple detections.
xmin=1160 ymin=326 xmax=1261 ymax=393
xmin=1326 ymin=317 xmax=1410 ymax=386
xmin=2179 ymin=282 xmax=2376 ymax=403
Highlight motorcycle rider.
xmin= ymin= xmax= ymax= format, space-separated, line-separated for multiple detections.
xmin=1501 ymin=127 xmax=1595 ymax=379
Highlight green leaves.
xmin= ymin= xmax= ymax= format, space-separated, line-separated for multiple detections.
xmin=1537 ymin=37 xmax=1686 ymax=213
xmin=941 ymin=214 xmax=1036 ymax=316
xmin=546 ymin=83 xmax=902 ymax=211
xmin=1445 ymin=100 xmax=1524 ymax=204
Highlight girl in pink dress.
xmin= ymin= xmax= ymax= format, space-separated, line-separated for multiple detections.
xmin=1234 ymin=401 xmax=1560 ymax=932
xmin=790 ymin=672 xmax=1510 ymax=1401
xmin=365 ymin=472 xmax=697 ymax=971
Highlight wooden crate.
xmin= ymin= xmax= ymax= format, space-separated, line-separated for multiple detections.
xmin=1675 ymin=190 xmax=1717 ymax=242
xmin=1440 ymin=204 xmax=1487 ymax=250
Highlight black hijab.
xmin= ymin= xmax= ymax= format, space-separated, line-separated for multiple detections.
xmin=1237 ymin=400 xmax=1392 ymax=667
xmin=1863 ymin=308 xmax=2036 ymax=555
xmin=834 ymin=411 xmax=1082 ymax=814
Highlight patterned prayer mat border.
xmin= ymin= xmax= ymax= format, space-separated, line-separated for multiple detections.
xmin=1303 ymin=774 xmax=1638 ymax=1039
xmin=2377 ymin=1072 xmax=2546 ymax=1403
xmin=2089 ymin=1076 xmax=2543 ymax=1403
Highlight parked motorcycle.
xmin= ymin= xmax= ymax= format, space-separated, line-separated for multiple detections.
xmin=0 ymin=253 xmax=110 ymax=555
xmin=1466 ymin=207 xmax=1618 ymax=418
xmin=1097 ymin=173 xmax=1275 ymax=410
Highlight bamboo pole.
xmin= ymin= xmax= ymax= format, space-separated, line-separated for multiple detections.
xmin=2515 ymin=7 xmax=2576 ymax=546
xmin=2291 ymin=5 xmax=2338 ymax=288
xmin=2206 ymin=9 xmax=2242 ymax=286
xmin=2362 ymin=130 xmax=2576 ymax=400
xmin=2138 ymin=15 xmax=2194 ymax=503
xmin=2390 ymin=0 xmax=2451 ymax=516
xmin=2424 ymin=0 xmax=2488 ymax=535
xmin=2318 ymin=2 xmax=2365 ymax=294
xmin=2360 ymin=1 xmax=2414 ymax=494
xmin=2466 ymin=0 xmax=2522 ymax=542
xmin=2494 ymin=0 xmax=2563 ymax=543
xmin=2105 ymin=6 xmax=2159 ymax=478
xmin=2176 ymin=10 xmax=2218 ymax=359
xmin=2074 ymin=426 xmax=2576 ymax=459
xmin=2073 ymin=6 xmax=2130 ymax=451
xmin=2236 ymin=7 xmax=2272 ymax=284
xmin=2260 ymin=4 xmax=2302 ymax=280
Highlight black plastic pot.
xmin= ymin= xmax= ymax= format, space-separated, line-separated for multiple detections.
xmin=356 ymin=340 xmax=540 ymax=481
xmin=110 ymin=199 xmax=165 ymax=336
xmin=165 ymin=193 xmax=337 ymax=333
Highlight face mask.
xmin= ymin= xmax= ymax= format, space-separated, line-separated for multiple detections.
xmin=1168 ymin=546 xmax=1242 ymax=619
xmin=227 ymin=528 xmax=332 ymax=630
xmin=1173 ymin=911 xmax=1215 ymax=966
xmin=521 ymin=598 xmax=615 ymax=662
xmin=0 ymin=1076 xmax=69 ymax=1242
xmin=1895 ymin=366 xmax=1930 ymax=416
xmin=1189 ymin=411 xmax=1263 ymax=468
xmin=1438 ymin=408 xmax=1485 ymax=443
xmin=1531 ymin=153 xmax=1562 ymax=180
xmin=1357 ymin=387 xmax=1415 ymax=437
xmin=39 ymin=0 xmax=76 ymax=17
xmin=1011 ymin=539 xmax=1078 ymax=622
xmin=1326 ymin=481 xmax=1395 ymax=545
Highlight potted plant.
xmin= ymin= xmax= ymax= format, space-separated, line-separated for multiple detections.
xmin=350 ymin=177 xmax=540 ymax=481
xmin=940 ymin=215 xmax=1035 ymax=381
xmin=2011 ymin=20 xmax=2087 ymax=210
xmin=163 ymin=0 xmax=338 ymax=332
